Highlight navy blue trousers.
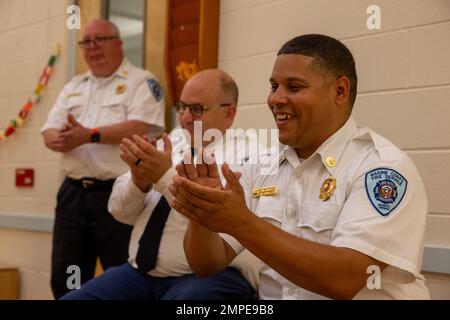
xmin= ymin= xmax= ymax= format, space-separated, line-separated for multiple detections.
xmin=61 ymin=263 xmax=256 ymax=300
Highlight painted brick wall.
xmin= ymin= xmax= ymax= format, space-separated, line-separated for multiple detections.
xmin=0 ymin=0 xmax=72 ymax=299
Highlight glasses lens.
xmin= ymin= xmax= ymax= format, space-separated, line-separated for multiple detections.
xmin=174 ymin=102 xmax=185 ymax=113
xmin=79 ymin=38 xmax=98 ymax=49
xmin=78 ymin=40 xmax=89 ymax=48
xmin=175 ymin=102 xmax=204 ymax=117
xmin=190 ymin=105 xmax=203 ymax=117
xmin=79 ymin=36 xmax=114 ymax=49
xmin=94 ymin=36 xmax=105 ymax=46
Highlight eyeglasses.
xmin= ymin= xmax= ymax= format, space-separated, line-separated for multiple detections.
xmin=174 ymin=101 xmax=232 ymax=118
xmin=78 ymin=36 xmax=119 ymax=49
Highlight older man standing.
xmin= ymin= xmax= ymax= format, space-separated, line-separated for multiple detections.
xmin=41 ymin=19 xmax=165 ymax=298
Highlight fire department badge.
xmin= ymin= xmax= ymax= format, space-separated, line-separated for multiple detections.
xmin=365 ymin=168 xmax=408 ymax=216
xmin=320 ymin=177 xmax=336 ymax=201
xmin=115 ymin=83 xmax=127 ymax=95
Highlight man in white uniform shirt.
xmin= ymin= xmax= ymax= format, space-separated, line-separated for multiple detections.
xmin=171 ymin=34 xmax=430 ymax=300
xmin=61 ymin=69 xmax=260 ymax=300
xmin=41 ymin=19 xmax=165 ymax=298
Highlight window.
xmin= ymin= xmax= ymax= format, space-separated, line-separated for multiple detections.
xmin=107 ymin=0 xmax=145 ymax=68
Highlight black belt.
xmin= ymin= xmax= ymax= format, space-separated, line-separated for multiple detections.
xmin=67 ymin=177 xmax=116 ymax=190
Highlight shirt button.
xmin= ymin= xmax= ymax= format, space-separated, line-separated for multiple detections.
xmin=314 ymin=220 xmax=321 ymax=228
xmin=290 ymin=211 xmax=296 ymax=217
xmin=288 ymin=289 xmax=296 ymax=295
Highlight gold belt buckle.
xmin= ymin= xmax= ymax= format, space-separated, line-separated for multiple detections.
xmin=81 ymin=179 xmax=94 ymax=189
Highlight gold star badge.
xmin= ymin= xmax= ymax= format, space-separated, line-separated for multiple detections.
xmin=116 ymin=83 xmax=127 ymax=95
xmin=320 ymin=177 xmax=336 ymax=201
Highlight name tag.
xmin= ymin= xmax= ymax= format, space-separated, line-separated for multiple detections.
xmin=252 ymin=186 xmax=278 ymax=198
xmin=66 ymin=92 xmax=82 ymax=99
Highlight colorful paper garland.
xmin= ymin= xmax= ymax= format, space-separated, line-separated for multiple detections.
xmin=0 ymin=43 xmax=61 ymax=142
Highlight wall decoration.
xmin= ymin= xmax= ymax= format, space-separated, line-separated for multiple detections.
xmin=167 ymin=0 xmax=220 ymax=102
xmin=0 ymin=44 xmax=61 ymax=143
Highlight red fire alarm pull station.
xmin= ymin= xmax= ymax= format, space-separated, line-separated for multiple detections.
xmin=16 ymin=168 xmax=34 ymax=187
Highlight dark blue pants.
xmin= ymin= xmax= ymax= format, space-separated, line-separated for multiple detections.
xmin=51 ymin=178 xmax=133 ymax=299
xmin=61 ymin=263 xmax=255 ymax=300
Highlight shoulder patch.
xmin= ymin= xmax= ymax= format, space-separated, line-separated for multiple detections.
xmin=365 ymin=167 xmax=408 ymax=216
xmin=146 ymin=79 xmax=163 ymax=102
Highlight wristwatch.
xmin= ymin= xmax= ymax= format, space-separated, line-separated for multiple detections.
xmin=90 ymin=128 xmax=101 ymax=143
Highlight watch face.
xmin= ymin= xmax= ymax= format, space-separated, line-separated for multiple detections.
xmin=91 ymin=132 xmax=100 ymax=143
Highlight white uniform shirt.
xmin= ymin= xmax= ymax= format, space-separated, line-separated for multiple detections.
xmin=223 ymin=117 xmax=430 ymax=300
xmin=108 ymin=128 xmax=262 ymax=289
xmin=41 ymin=59 xmax=165 ymax=180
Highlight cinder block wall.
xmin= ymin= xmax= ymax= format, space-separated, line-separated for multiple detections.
xmin=219 ymin=0 xmax=450 ymax=299
xmin=0 ymin=0 xmax=71 ymax=299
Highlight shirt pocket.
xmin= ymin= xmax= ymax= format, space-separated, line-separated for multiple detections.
xmin=97 ymin=96 xmax=127 ymax=126
xmin=254 ymin=195 xmax=283 ymax=227
xmin=297 ymin=202 xmax=340 ymax=244
xmin=66 ymin=97 xmax=84 ymax=120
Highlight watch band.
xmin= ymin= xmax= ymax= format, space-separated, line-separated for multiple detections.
xmin=90 ymin=128 xmax=100 ymax=143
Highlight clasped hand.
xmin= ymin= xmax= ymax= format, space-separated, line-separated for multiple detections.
xmin=169 ymin=151 xmax=251 ymax=235
xmin=119 ymin=133 xmax=172 ymax=192
xmin=46 ymin=114 xmax=90 ymax=153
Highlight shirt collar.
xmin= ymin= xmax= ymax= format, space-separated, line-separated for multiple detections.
xmin=278 ymin=117 xmax=357 ymax=175
xmin=315 ymin=116 xmax=357 ymax=175
xmin=278 ymin=144 xmax=300 ymax=167
xmin=114 ymin=59 xmax=130 ymax=78
xmin=85 ymin=58 xmax=129 ymax=81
